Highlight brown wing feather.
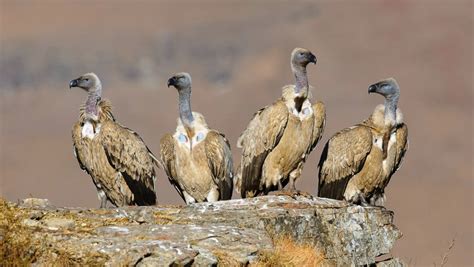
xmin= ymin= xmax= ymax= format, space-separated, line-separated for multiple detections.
xmin=204 ymin=131 xmax=233 ymax=200
xmin=99 ymin=120 xmax=157 ymax=205
xmin=307 ymin=101 xmax=326 ymax=154
xmin=160 ymin=133 xmax=185 ymax=202
xmin=72 ymin=122 xmax=88 ymax=172
xmin=72 ymin=120 xmax=121 ymax=204
xmin=385 ymin=123 xmax=408 ymax=188
xmin=318 ymin=125 xmax=373 ymax=200
xmin=237 ymin=100 xmax=289 ymax=197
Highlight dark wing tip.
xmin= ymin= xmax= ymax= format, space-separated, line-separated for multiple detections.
xmin=317 ymin=178 xmax=350 ymax=200
xmin=240 ymin=151 xmax=269 ymax=198
xmin=121 ymin=171 xmax=157 ymax=206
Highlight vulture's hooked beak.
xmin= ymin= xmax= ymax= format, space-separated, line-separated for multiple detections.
xmin=309 ymin=53 xmax=317 ymax=64
xmin=368 ymin=83 xmax=378 ymax=94
xmin=167 ymin=77 xmax=176 ymax=88
xmin=69 ymin=79 xmax=79 ymax=89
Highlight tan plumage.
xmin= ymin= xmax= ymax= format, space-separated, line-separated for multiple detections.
xmin=236 ymin=48 xmax=325 ymax=197
xmin=381 ymin=116 xmax=408 ymax=191
xmin=160 ymin=73 xmax=233 ymax=204
xmin=70 ymin=73 xmax=157 ymax=207
xmin=318 ymin=78 xmax=408 ymax=206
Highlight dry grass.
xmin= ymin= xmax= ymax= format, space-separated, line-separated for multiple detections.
xmin=0 ymin=198 xmax=109 ymax=266
xmin=0 ymin=198 xmax=40 ymax=265
xmin=436 ymin=238 xmax=456 ymax=267
xmin=153 ymin=210 xmax=178 ymax=225
xmin=252 ymin=236 xmax=329 ymax=267
xmin=213 ymin=249 xmax=245 ymax=267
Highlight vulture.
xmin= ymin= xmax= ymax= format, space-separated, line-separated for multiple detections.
xmin=160 ymin=72 xmax=233 ymax=204
xmin=318 ymin=78 xmax=408 ymax=206
xmin=69 ymin=73 xmax=158 ymax=208
xmin=236 ymin=48 xmax=326 ymax=198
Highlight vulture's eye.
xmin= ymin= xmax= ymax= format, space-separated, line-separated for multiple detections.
xmin=299 ymin=52 xmax=304 ymax=56
xmin=85 ymin=78 xmax=89 ymax=81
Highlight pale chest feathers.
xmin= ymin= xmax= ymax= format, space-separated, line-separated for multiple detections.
xmin=372 ymin=127 xmax=397 ymax=148
xmin=173 ymin=128 xmax=209 ymax=151
xmin=286 ymin=98 xmax=314 ymax=120
xmin=81 ymin=121 xmax=101 ymax=140
xmin=373 ymin=133 xmax=384 ymax=150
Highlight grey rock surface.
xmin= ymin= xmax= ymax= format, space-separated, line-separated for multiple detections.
xmin=3 ymin=195 xmax=403 ymax=266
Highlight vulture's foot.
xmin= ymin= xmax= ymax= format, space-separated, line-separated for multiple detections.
xmin=275 ymin=190 xmax=314 ymax=200
xmin=359 ymin=197 xmax=370 ymax=207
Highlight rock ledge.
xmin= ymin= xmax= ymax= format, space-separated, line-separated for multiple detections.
xmin=0 ymin=196 xmax=403 ymax=266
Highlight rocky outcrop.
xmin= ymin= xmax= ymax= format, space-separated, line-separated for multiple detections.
xmin=0 ymin=195 xmax=403 ymax=266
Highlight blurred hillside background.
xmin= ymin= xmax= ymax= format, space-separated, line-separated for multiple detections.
xmin=0 ymin=1 xmax=472 ymax=265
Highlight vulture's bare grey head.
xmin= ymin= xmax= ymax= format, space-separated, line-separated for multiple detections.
xmin=167 ymin=72 xmax=194 ymax=125
xmin=69 ymin=73 xmax=102 ymax=93
xmin=167 ymin=72 xmax=192 ymax=92
xmin=368 ymin=78 xmax=400 ymax=99
xmin=291 ymin=48 xmax=317 ymax=69
xmin=369 ymin=78 xmax=400 ymax=122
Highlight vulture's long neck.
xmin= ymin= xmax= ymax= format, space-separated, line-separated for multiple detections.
xmin=178 ymin=88 xmax=194 ymax=127
xmin=292 ymin=64 xmax=309 ymax=95
xmin=85 ymin=86 xmax=102 ymax=119
xmin=384 ymin=94 xmax=399 ymax=126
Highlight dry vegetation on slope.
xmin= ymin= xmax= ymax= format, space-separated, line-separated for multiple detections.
xmin=0 ymin=198 xmax=38 ymax=265
xmin=0 ymin=199 xmax=112 ymax=265
xmin=253 ymin=237 xmax=327 ymax=267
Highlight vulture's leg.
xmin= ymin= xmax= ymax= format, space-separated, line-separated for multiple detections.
xmin=277 ymin=180 xmax=283 ymax=191
xmin=275 ymin=165 xmax=313 ymax=199
xmin=359 ymin=196 xmax=370 ymax=207
xmin=370 ymin=192 xmax=386 ymax=207
xmin=99 ymin=194 xmax=107 ymax=208
xmin=183 ymin=191 xmax=196 ymax=205
xmin=97 ymin=190 xmax=108 ymax=208
xmin=206 ymin=188 xmax=219 ymax=202
xmin=287 ymin=175 xmax=296 ymax=191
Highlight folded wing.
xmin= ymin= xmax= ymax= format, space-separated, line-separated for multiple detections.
xmin=204 ymin=131 xmax=234 ymax=200
xmin=237 ymin=101 xmax=289 ymax=197
xmin=318 ymin=125 xmax=373 ymax=200
xmin=159 ymin=133 xmax=185 ymax=202
xmin=100 ymin=121 xmax=157 ymax=205
xmin=307 ymin=101 xmax=326 ymax=155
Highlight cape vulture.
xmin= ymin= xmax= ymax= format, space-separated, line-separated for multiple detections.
xmin=236 ymin=48 xmax=326 ymax=198
xmin=160 ymin=72 xmax=233 ymax=204
xmin=318 ymin=78 xmax=408 ymax=206
xmin=69 ymin=73 xmax=158 ymax=207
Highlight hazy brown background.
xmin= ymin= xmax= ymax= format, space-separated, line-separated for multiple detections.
xmin=1 ymin=1 xmax=472 ymax=265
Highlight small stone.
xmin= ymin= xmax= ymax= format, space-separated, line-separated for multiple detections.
xmin=96 ymin=226 xmax=130 ymax=235
xmin=22 ymin=218 xmax=41 ymax=228
xmin=42 ymin=218 xmax=75 ymax=230
xmin=21 ymin=198 xmax=51 ymax=208
xmin=193 ymin=250 xmax=218 ymax=266
xmin=133 ymin=209 xmax=153 ymax=223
